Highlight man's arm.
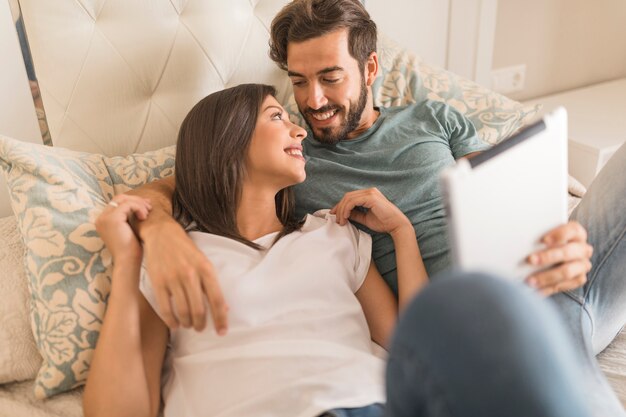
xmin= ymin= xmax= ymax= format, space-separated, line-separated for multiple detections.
xmin=127 ymin=177 xmax=228 ymax=333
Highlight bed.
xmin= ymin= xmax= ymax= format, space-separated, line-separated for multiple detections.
xmin=1 ymin=0 xmax=624 ymax=415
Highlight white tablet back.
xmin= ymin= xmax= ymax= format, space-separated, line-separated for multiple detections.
xmin=441 ymin=107 xmax=568 ymax=280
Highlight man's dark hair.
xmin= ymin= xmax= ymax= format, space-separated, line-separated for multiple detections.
xmin=269 ymin=0 xmax=377 ymax=72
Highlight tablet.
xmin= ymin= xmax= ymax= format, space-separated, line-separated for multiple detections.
xmin=440 ymin=107 xmax=568 ymax=281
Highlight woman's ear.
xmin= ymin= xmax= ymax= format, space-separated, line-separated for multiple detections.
xmin=365 ymin=52 xmax=379 ymax=86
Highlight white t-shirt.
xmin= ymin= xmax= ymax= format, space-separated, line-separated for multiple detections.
xmin=139 ymin=211 xmax=386 ymax=417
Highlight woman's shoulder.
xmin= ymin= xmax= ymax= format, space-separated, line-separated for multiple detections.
xmin=300 ymin=209 xmax=341 ymax=232
xmin=301 ymin=210 xmax=367 ymax=243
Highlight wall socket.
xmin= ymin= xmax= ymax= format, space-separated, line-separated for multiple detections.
xmin=491 ymin=64 xmax=526 ymax=94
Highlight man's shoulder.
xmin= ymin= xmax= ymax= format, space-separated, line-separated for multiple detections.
xmin=383 ymin=99 xmax=459 ymax=117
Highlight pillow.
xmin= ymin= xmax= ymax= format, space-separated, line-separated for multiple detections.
xmin=0 ymin=135 xmax=175 ymax=398
xmin=0 ymin=215 xmax=42 ymax=384
xmin=285 ymin=33 xmax=540 ymax=145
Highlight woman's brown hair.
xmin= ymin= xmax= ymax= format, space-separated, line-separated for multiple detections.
xmin=172 ymin=84 xmax=303 ymax=249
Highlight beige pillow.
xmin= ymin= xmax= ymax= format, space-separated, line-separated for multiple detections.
xmin=0 ymin=215 xmax=42 ymax=384
xmin=0 ymin=135 xmax=175 ymax=398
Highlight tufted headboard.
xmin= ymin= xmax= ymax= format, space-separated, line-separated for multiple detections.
xmin=17 ymin=0 xmax=293 ymax=156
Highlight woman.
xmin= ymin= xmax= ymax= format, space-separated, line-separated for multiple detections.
xmin=84 ymin=84 xmax=593 ymax=417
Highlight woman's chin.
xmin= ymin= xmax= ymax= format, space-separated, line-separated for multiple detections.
xmin=282 ymin=172 xmax=306 ymax=188
xmin=295 ymin=171 xmax=307 ymax=184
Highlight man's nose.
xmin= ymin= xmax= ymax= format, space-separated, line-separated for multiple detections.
xmin=307 ymin=83 xmax=328 ymax=110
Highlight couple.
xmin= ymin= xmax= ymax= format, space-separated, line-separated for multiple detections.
xmin=84 ymin=0 xmax=626 ymax=416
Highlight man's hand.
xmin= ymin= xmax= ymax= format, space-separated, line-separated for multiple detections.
xmin=141 ymin=218 xmax=229 ymax=334
xmin=127 ymin=177 xmax=228 ymax=334
xmin=525 ymin=221 xmax=593 ymax=296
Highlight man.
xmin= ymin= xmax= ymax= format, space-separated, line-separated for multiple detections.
xmin=131 ymin=0 xmax=626 ymax=414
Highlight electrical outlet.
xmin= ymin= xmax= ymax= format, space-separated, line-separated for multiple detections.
xmin=491 ymin=65 xmax=526 ymax=94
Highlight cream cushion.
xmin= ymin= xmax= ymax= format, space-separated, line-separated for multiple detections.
xmin=0 ymin=216 xmax=42 ymax=384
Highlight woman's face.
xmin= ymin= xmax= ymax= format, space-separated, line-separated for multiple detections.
xmin=246 ymin=95 xmax=308 ymax=190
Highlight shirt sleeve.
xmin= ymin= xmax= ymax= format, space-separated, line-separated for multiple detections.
xmin=347 ymin=225 xmax=373 ymax=293
xmin=436 ymin=102 xmax=491 ymax=159
xmin=138 ymin=264 xmax=167 ymax=322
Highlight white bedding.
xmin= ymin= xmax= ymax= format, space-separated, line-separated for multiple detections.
xmin=0 ymin=381 xmax=82 ymax=417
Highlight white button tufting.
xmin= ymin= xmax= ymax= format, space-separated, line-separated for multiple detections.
xmin=19 ymin=0 xmax=292 ymax=156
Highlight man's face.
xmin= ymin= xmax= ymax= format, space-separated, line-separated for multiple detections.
xmin=286 ymin=29 xmax=375 ymax=145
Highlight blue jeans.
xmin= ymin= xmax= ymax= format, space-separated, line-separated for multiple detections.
xmin=323 ymin=273 xmax=595 ymax=417
xmin=384 ymin=272 xmax=594 ymax=417
xmin=550 ymin=142 xmax=626 ymax=416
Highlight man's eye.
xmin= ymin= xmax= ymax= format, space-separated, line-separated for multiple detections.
xmin=324 ymin=78 xmax=339 ymax=84
xmin=291 ymin=80 xmax=305 ymax=87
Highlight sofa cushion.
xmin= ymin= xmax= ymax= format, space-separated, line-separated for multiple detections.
xmin=0 ymin=135 xmax=174 ymax=398
xmin=0 ymin=215 xmax=42 ymax=384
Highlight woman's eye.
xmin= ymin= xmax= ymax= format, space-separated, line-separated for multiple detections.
xmin=271 ymin=112 xmax=283 ymax=120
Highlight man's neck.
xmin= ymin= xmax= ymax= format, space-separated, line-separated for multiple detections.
xmin=346 ymin=106 xmax=380 ymax=140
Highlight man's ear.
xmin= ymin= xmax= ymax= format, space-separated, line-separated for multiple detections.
xmin=365 ymin=52 xmax=379 ymax=86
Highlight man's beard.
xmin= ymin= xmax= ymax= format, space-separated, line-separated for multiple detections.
xmin=302 ymin=77 xmax=368 ymax=145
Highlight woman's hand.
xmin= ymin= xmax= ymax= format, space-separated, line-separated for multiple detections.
xmin=330 ymin=188 xmax=411 ymax=236
xmin=95 ymin=195 xmax=152 ymax=264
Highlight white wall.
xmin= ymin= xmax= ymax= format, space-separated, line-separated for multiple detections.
xmin=368 ymin=0 xmax=498 ymax=86
xmin=0 ymin=0 xmax=42 ymax=218
xmin=366 ymin=0 xmax=450 ymax=68
xmin=493 ymin=0 xmax=626 ymax=101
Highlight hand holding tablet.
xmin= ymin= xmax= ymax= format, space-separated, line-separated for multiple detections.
xmin=441 ymin=107 xmax=570 ymax=283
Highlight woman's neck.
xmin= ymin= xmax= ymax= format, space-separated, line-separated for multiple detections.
xmin=237 ymin=184 xmax=283 ymax=242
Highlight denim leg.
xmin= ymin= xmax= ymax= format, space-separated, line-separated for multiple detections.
xmin=564 ymin=142 xmax=626 ymax=353
xmin=385 ymin=271 xmax=594 ymax=417
xmin=547 ymin=142 xmax=626 ymax=416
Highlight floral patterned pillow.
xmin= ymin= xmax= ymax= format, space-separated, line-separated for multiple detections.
xmin=285 ymin=33 xmax=540 ymax=145
xmin=0 ymin=135 xmax=175 ymax=398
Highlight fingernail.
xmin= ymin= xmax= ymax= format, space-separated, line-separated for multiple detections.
xmin=544 ymin=236 xmax=553 ymax=245
xmin=529 ymin=254 xmax=539 ymax=265
xmin=527 ymin=278 xmax=538 ymax=287
xmin=217 ymin=327 xmax=227 ymax=336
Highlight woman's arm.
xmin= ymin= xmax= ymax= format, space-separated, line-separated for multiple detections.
xmin=332 ymin=188 xmax=429 ymax=347
xmin=127 ymin=177 xmax=228 ymax=334
xmin=84 ymin=196 xmax=169 ymax=417
xmin=389 ymin=221 xmax=428 ymax=310
xmin=355 ymin=262 xmax=397 ymax=349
